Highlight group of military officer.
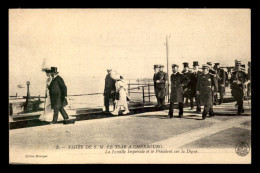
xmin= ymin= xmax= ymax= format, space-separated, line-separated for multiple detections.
xmin=153 ymin=60 xmax=250 ymax=120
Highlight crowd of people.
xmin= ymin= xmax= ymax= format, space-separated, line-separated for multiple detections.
xmin=153 ymin=60 xmax=251 ymax=120
xmin=39 ymin=59 xmax=251 ymax=124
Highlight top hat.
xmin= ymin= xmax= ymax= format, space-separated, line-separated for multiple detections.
xmin=202 ymin=64 xmax=210 ymax=69
xmin=154 ymin=64 xmax=159 ymax=69
xmin=159 ymin=64 xmax=164 ymax=68
xmin=214 ymin=63 xmax=220 ymax=66
xmin=50 ymin=67 xmax=59 ymax=73
xmin=235 ymin=61 xmax=241 ymax=66
xmin=183 ymin=62 xmax=189 ymax=68
xmin=193 ymin=61 xmax=199 ymax=66
xmin=172 ymin=64 xmax=179 ymax=68
xmin=207 ymin=62 xmax=212 ymax=66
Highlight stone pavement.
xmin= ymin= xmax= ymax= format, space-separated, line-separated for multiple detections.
xmin=9 ymin=100 xmax=251 ymax=151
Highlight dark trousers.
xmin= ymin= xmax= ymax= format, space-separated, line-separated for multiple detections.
xmin=53 ymin=107 xmax=69 ymax=122
xmin=237 ymin=99 xmax=244 ymax=114
xmin=104 ymin=94 xmax=115 ymax=112
xmin=214 ymin=93 xmax=224 ymax=104
xmin=158 ymin=97 xmax=165 ymax=107
xmin=190 ymin=96 xmax=201 ymax=112
xmin=202 ymin=104 xmax=214 ymax=118
xmin=169 ymin=102 xmax=183 ymax=117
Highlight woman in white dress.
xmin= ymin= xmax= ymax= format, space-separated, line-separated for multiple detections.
xmin=111 ymin=74 xmax=130 ymax=115
xmin=39 ymin=69 xmax=54 ymax=122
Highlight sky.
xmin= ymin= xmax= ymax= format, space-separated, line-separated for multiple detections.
xmin=9 ymin=9 xmax=251 ymax=96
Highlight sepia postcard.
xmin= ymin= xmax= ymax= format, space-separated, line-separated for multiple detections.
xmin=9 ymin=8 xmax=251 ymax=164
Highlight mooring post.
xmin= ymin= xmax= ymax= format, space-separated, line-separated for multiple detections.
xmin=142 ymin=86 xmax=145 ymax=106
xmin=24 ymin=81 xmax=30 ymax=112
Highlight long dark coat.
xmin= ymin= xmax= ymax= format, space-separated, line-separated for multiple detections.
xmin=230 ymin=70 xmax=248 ymax=100
xmin=216 ymin=68 xmax=226 ymax=93
xmin=153 ymin=73 xmax=158 ymax=97
xmin=104 ymin=74 xmax=116 ymax=99
xmin=181 ymin=71 xmax=191 ymax=97
xmin=48 ymin=75 xmax=68 ymax=109
xmin=170 ymin=72 xmax=190 ymax=103
xmin=154 ymin=71 xmax=168 ymax=99
xmin=196 ymin=73 xmax=218 ymax=105
xmin=188 ymin=71 xmax=202 ymax=97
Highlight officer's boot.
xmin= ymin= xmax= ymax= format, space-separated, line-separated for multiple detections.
xmin=179 ymin=102 xmax=183 ymax=118
xmin=209 ymin=106 xmax=214 ymax=117
xmin=168 ymin=102 xmax=174 ymax=118
xmin=202 ymin=110 xmax=207 ymax=120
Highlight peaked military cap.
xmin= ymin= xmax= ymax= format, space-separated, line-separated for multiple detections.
xmin=154 ymin=64 xmax=159 ymax=69
xmin=159 ymin=64 xmax=164 ymax=68
xmin=172 ymin=64 xmax=179 ymax=68
xmin=207 ymin=62 xmax=212 ymax=66
xmin=202 ymin=64 xmax=210 ymax=69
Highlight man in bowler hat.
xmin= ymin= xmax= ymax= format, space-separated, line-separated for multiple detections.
xmin=48 ymin=67 xmax=70 ymax=124
xmin=168 ymin=64 xmax=190 ymax=118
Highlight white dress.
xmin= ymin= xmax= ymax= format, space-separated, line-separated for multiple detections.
xmin=39 ymin=77 xmax=54 ymax=122
xmin=116 ymin=80 xmax=128 ymax=107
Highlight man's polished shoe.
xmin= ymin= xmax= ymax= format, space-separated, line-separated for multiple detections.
xmin=50 ymin=121 xmax=57 ymax=124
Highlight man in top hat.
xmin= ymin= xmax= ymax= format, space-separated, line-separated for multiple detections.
xmin=168 ymin=64 xmax=190 ymax=118
xmin=230 ymin=61 xmax=249 ymax=115
xmin=48 ymin=67 xmax=71 ymax=124
xmin=104 ymin=69 xmax=116 ymax=113
xmin=154 ymin=64 xmax=168 ymax=109
xmin=196 ymin=64 xmax=218 ymax=119
xmin=213 ymin=63 xmax=226 ymax=105
xmin=188 ymin=61 xmax=202 ymax=113
xmin=182 ymin=62 xmax=191 ymax=106
xmin=153 ymin=64 xmax=160 ymax=106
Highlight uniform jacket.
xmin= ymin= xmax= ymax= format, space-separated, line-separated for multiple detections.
xmin=216 ymin=68 xmax=226 ymax=92
xmin=48 ymin=75 xmax=68 ymax=109
xmin=154 ymin=71 xmax=168 ymax=89
xmin=230 ymin=70 xmax=248 ymax=100
xmin=196 ymin=73 xmax=218 ymax=105
xmin=170 ymin=72 xmax=190 ymax=102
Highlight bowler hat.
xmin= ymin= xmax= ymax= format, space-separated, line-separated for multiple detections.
xmin=183 ymin=62 xmax=189 ymax=68
xmin=50 ymin=67 xmax=59 ymax=73
xmin=193 ymin=61 xmax=199 ymax=66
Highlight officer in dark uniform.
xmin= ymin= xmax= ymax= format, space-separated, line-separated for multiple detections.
xmin=230 ymin=61 xmax=248 ymax=115
xmin=182 ymin=62 xmax=191 ymax=106
xmin=153 ymin=64 xmax=160 ymax=106
xmin=154 ymin=65 xmax=168 ymax=109
xmin=196 ymin=64 xmax=218 ymax=119
xmin=168 ymin=64 xmax=190 ymax=118
xmin=207 ymin=62 xmax=218 ymax=105
xmin=214 ymin=63 xmax=226 ymax=105
xmin=188 ymin=61 xmax=202 ymax=113
xmin=104 ymin=69 xmax=116 ymax=113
